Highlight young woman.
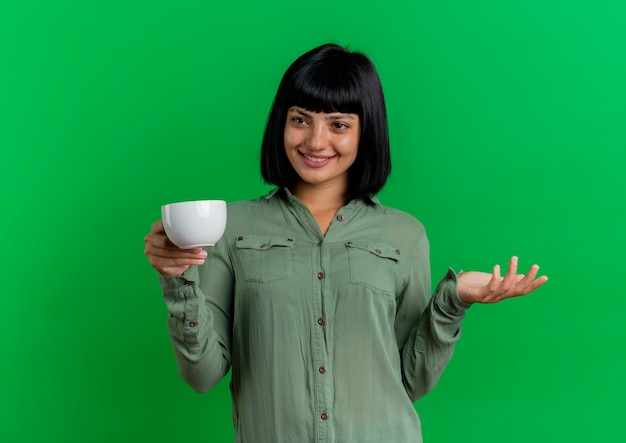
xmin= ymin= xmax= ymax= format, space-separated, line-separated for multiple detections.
xmin=144 ymin=43 xmax=547 ymax=443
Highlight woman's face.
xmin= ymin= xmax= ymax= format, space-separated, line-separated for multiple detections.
xmin=284 ymin=106 xmax=360 ymax=193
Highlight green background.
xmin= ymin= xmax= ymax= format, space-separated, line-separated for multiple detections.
xmin=2 ymin=0 xmax=625 ymax=442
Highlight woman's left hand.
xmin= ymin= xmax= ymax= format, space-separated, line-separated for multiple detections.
xmin=457 ymin=256 xmax=548 ymax=304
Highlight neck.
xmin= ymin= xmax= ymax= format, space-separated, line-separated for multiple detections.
xmin=290 ymin=181 xmax=347 ymax=212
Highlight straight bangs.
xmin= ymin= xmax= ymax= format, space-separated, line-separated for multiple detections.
xmin=281 ymin=63 xmax=363 ymax=116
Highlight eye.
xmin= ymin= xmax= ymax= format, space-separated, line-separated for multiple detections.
xmin=332 ymin=122 xmax=349 ymax=130
xmin=290 ymin=116 xmax=307 ymax=126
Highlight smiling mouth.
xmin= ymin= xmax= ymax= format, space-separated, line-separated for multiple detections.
xmin=300 ymin=152 xmax=335 ymax=163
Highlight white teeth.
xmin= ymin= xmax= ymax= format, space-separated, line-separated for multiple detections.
xmin=304 ymin=154 xmax=328 ymax=162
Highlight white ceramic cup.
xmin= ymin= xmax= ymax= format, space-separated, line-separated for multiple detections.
xmin=161 ymin=200 xmax=227 ymax=248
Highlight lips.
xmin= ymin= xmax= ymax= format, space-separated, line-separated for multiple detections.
xmin=299 ymin=151 xmax=335 ymax=168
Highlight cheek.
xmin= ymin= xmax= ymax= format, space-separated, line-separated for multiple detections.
xmin=340 ymin=138 xmax=359 ymax=160
xmin=283 ymin=127 xmax=303 ymax=149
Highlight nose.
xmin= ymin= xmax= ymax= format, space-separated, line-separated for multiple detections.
xmin=306 ymin=124 xmax=329 ymax=151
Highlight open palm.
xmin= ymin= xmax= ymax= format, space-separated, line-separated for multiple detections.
xmin=457 ymin=256 xmax=548 ymax=304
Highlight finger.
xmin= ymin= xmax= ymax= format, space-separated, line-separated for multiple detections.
xmin=507 ymin=268 xmax=549 ymax=298
xmin=521 ymin=272 xmax=549 ymax=294
xmin=533 ymin=275 xmax=549 ymax=288
xmin=487 ymin=264 xmax=501 ymax=292
xmin=148 ymin=242 xmax=207 ymax=259
xmin=148 ymin=220 xmax=200 ymax=251
xmin=151 ymin=219 xmax=165 ymax=234
xmin=145 ymin=227 xmax=203 ymax=253
xmin=147 ymin=253 xmax=206 ymax=275
xmin=510 ymin=264 xmax=542 ymax=295
xmin=152 ymin=255 xmax=206 ymax=268
xmin=144 ymin=233 xmax=207 ymax=262
xmin=499 ymin=256 xmax=519 ymax=292
xmin=516 ymin=264 xmax=540 ymax=287
xmin=144 ymin=221 xmax=166 ymax=247
xmin=144 ymin=230 xmax=170 ymax=250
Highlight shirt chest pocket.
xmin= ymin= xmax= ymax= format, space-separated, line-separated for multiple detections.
xmin=346 ymin=241 xmax=400 ymax=294
xmin=236 ymin=236 xmax=295 ymax=283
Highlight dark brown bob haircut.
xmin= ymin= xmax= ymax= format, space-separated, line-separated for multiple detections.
xmin=260 ymin=43 xmax=391 ymax=202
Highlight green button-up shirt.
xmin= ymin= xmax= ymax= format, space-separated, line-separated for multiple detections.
xmin=159 ymin=188 xmax=471 ymax=443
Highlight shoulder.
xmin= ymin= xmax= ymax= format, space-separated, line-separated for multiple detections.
xmin=221 ymin=190 xmax=284 ymax=234
xmin=226 ymin=196 xmax=266 ymax=212
xmin=355 ymin=202 xmax=428 ymax=255
xmin=226 ymin=189 xmax=279 ymax=213
xmin=378 ymin=204 xmax=425 ymax=231
xmin=368 ymin=203 xmax=426 ymax=238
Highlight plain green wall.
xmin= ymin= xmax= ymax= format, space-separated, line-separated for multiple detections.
xmin=2 ymin=0 xmax=625 ymax=442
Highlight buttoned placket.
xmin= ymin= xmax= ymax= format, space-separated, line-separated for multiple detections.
xmin=313 ymin=203 xmax=357 ymax=441
xmin=314 ymin=236 xmax=331 ymax=441
xmin=316 ymin=200 xmax=364 ymax=442
xmin=280 ymin=193 xmax=332 ymax=440
xmin=283 ymin=192 xmax=365 ymax=442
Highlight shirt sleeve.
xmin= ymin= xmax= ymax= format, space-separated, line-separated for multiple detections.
xmin=396 ymin=233 xmax=472 ymax=402
xmin=158 ymin=237 xmax=234 ymax=393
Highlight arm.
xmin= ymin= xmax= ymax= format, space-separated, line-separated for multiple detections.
xmin=145 ymin=220 xmax=234 ymax=393
xmin=396 ymin=233 xmax=471 ymax=401
xmin=397 ymin=246 xmax=549 ymax=401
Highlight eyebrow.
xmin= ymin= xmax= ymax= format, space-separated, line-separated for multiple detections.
xmin=289 ymin=107 xmax=355 ymax=120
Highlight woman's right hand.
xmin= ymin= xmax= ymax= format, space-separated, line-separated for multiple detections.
xmin=143 ymin=220 xmax=207 ymax=276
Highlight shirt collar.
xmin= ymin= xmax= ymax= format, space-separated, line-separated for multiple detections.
xmin=263 ymin=187 xmax=379 ymax=208
xmin=263 ymin=187 xmax=282 ymax=200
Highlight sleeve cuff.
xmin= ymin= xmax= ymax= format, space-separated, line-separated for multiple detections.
xmin=433 ymin=267 xmax=473 ymax=315
xmin=158 ymin=266 xmax=200 ymax=297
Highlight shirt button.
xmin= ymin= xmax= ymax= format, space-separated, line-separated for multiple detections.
xmin=321 ymin=412 xmax=329 ymax=420
xmin=317 ymin=240 xmax=323 ymax=247
xmin=396 ymin=249 xmax=401 ymax=255
xmin=188 ymin=320 xmax=198 ymax=327
xmin=336 ymin=214 xmax=344 ymax=221
xmin=319 ymin=366 xmax=326 ymax=374
xmin=183 ymin=281 xmax=193 ymax=286
xmin=317 ymin=272 xmax=325 ymax=280
xmin=317 ymin=317 xmax=326 ymax=326
xmin=375 ymin=248 xmax=382 ymax=255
